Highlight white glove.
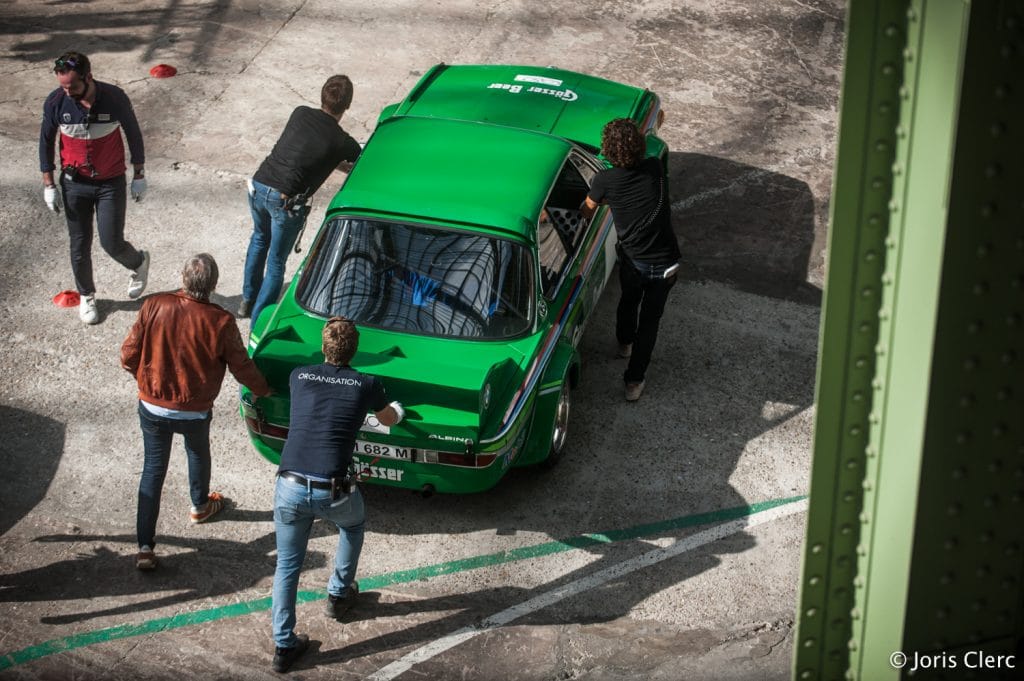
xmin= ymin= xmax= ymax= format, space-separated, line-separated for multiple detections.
xmin=44 ymin=185 xmax=61 ymax=213
xmin=130 ymin=177 xmax=147 ymax=202
xmin=388 ymin=401 xmax=405 ymax=423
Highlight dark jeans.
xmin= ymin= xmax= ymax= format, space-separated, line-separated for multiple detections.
xmin=136 ymin=403 xmax=213 ymax=549
xmin=616 ymin=262 xmax=677 ymax=384
xmin=61 ymin=172 xmax=143 ymax=295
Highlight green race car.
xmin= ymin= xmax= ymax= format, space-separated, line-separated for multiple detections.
xmin=241 ymin=63 xmax=667 ymax=494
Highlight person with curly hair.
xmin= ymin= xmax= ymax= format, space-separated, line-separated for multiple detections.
xmin=584 ymin=118 xmax=681 ymax=402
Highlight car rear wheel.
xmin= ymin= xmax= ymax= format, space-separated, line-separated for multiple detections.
xmin=542 ymin=382 xmax=572 ymax=468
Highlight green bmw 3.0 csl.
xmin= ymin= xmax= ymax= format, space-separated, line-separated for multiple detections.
xmin=241 ymin=63 xmax=668 ymax=494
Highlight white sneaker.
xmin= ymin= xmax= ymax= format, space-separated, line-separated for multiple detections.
xmin=79 ymin=295 xmax=99 ymax=324
xmin=127 ymin=250 xmax=150 ymax=299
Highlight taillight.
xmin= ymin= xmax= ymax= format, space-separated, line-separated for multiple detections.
xmin=245 ymin=416 xmax=289 ymax=440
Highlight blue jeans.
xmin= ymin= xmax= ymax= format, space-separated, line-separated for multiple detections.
xmin=136 ymin=403 xmax=213 ymax=549
xmin=242 ymin=179 xmax=307 ymax=325
xmin=271 ymin=475 xmax=365 ymax=648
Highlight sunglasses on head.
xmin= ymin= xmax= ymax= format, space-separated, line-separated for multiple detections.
xmin=53 ymin=56 xmax=81 ymax=73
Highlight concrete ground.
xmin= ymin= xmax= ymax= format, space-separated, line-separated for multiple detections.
xmin=0 ymin=0 xmax=844 ymax=679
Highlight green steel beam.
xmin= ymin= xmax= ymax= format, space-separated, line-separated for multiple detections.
xmin=798 ymin=1 xmax=1023 ymax=679
xmin=794 ymin=1 xmax=909 ymax=678
xmin=898 ymin=0 xmax=1024 ymax=671
xmin=854 ymin=1 xmax=970 ymax=678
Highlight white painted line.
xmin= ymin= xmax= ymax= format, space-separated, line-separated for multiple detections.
xmin=366 ymin=498 xmax=809 ymax=681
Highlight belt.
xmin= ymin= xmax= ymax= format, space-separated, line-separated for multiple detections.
xmin=63 ymin=169 xmax=117 ymax=184
xmin=279 ymin=470 xmax=333 ymax=489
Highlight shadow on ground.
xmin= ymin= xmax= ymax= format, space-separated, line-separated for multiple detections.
xmin=0 ymin=532 xmax=325 ymax=624
xmin=669 ymin=152 xmax=821 ymax=305
xmin=0 ymin=406 xmax=65 ymax=538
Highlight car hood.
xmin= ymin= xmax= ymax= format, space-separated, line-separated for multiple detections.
xmin=251 ymin=315 xmax=537 ymax=443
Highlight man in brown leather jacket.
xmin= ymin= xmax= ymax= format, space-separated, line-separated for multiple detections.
xmin=121 ymin=253 xmax=271 ymax=570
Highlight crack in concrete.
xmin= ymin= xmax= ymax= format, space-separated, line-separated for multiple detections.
xmin=786 ymin=0 xmax=844 ymax=22
xmin=111 ymin=635 xmax=146 ymax=669
xmin=648 ymin=44 xmax=666 ymax=69
xmin=671 ymin=168 xmax=774 ymax=212
xmin=241 ymin=0 xmax=312 ymax=76
xmin=144 ymin=0 xmax=314 ymax=158
xmin=765 ymin=623 xmax=793 ymax=657
xmin=788 ymin=36 xmax=816 ymax=82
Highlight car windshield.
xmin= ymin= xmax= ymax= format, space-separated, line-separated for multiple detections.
xmin=296 ymin=218 xmax=534 ymax=339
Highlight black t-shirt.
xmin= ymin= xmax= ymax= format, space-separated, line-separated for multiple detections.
xmin=279 ymin=363 xmax=389 ymax=478
xmin=589 ymin=156 xmax=680 ymax=266
xmin=253 ymin=106 xmax=362 ymax=197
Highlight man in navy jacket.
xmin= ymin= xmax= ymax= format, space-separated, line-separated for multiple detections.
xmin=39 ymin=51 xmax=151 ymax=324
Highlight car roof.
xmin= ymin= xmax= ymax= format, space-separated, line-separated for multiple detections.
xmin=329 ymin=115 xmax=572 ymax=240
xmin=391 ymin=64 xmax=648 ymax=149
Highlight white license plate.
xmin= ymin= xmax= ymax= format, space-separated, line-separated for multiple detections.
xmin=354 ymin=440 xmax=415 ymax=460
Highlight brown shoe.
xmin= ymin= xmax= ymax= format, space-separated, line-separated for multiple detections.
xmin=616 ymin=343 xmax=632 ymax=358
xmin=625 ymin=381 xmax=645 ymax=401
xmin=190 ymin=491 xmax=225 ymax=524
xmin=136 ymin=547 xmax=157 ymax=571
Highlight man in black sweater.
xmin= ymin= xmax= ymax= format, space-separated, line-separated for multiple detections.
xmin=241 ymin=75 xmax=362 ymax=324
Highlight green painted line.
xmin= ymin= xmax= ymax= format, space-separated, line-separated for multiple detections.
xmin=0 ymin=495 xmax=805 ymax=671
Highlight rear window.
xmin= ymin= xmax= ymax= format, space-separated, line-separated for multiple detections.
xmin=297 ymin=218 xmax=534 ymax=339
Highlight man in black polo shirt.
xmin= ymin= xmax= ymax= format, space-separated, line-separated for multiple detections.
xmin=584 ymin=118 xmax=681 ymax=402
xmin=241 ymin=75 xmax=363 ymax=325
xmin=270 ymin=317 xmax=402 ymax=673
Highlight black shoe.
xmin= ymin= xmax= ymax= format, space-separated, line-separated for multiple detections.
xmin=325 ymin=582 xmax=359 ymax=620
xmin=272 ymin=633 xmax=309 ymax=673
xmin=238 ymin=299 xmax=252 ymax=318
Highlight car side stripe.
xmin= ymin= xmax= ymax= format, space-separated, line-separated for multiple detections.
xmin=488 ymin=210 xmax=614 ymax=442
